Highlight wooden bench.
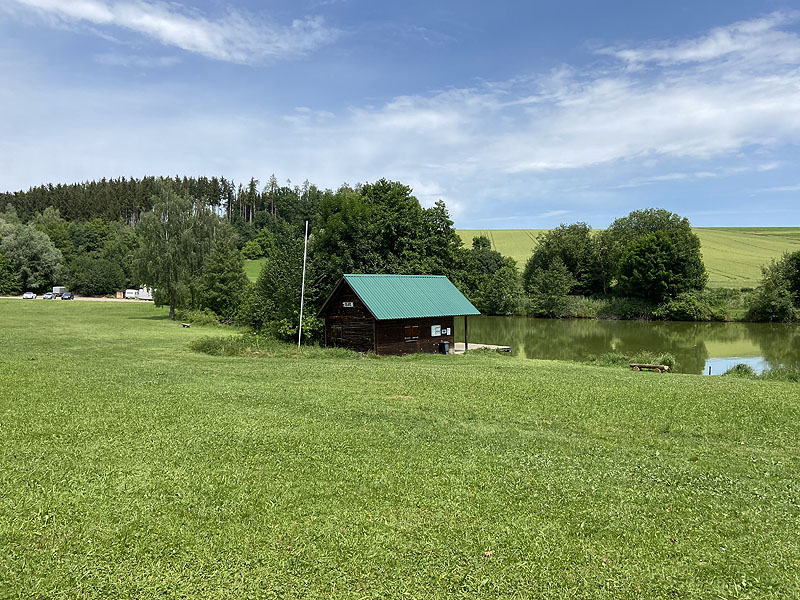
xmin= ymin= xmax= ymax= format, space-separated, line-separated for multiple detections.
xmin=181 ymin=322 xmax=191 ymax=328
xmin=630 ymin=363 xmax=669 ymax=373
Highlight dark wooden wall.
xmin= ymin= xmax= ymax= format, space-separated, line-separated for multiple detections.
xmin=376 ymin=316 xmax=455 ymax=355
xmin=322 ymin=284 xmax=375 ymax=353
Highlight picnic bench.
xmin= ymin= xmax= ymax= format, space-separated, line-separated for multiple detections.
xmin=630 ymin=363 xmax=670 ymax=373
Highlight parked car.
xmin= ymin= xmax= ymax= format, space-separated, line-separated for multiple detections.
xmin=61 ymin=292 xmax=74 ymax=300
xmin=43 ymin=292 xmax=55 ymax=299
xmin=22 ymin=291 xmax=36 ymax=299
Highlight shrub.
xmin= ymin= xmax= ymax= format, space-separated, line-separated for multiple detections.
xmin=723 ymin=363 xmax=757 ymax=378
xmin=652 ymin=290 xmax=727 ymax=322
xmin=241 ymin=239 xmax=263 ymax=260
xmin=594 ymin=296 xmax=655 ymax=320
xmin=175 ymin=308 xmax=221 ymax=327
xmin=759 ymin=366 xmax=800 ymax=383
xmin=562 ymin=295 xmax=600 ymax=319
xmin=747 ymin=257 xmax=799 ymax=322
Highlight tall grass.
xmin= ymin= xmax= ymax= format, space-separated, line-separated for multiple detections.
xmin=191 ymin=333 xmax=365 ymax=359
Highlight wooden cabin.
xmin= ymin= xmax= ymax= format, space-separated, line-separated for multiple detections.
xmin=318 ymin=274 xmax=480 ymax=355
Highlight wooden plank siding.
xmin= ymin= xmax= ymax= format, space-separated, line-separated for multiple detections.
xmin=375 ymin=317 xmax=454 ymax=355
xmin=323 ymin=285 xmax=375 ymax=353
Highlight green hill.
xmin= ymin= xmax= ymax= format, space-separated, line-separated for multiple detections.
xmin=459 ymin=228 xmax=800 ymax=288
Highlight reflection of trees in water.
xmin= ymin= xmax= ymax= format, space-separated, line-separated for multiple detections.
xmin=464 ymin=318 xmax=800 ymax=373
xmin=745 ymin=323 xmax=800 ymax=370
xmin=465 ymin=317 xmax=712 ymax=373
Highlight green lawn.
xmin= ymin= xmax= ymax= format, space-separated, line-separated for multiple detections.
xmin=244 ymin=257 xmax=265 ymax=281
xmin=2 ymin=300 xmax=799 ymax=597
xmin=459 ymin=228 xmax=800 ymax=288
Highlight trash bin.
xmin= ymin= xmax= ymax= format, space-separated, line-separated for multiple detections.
xmin=439 ymin=341 xmax=450 ymax=355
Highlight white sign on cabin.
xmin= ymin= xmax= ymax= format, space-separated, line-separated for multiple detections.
xmin=431 ymin=325 xmax=441 ymax=337
xmin=342 ymin=301 xmax=354 ymax=308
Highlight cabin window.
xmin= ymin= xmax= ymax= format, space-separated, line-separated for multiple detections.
xmin=404 ymin=324 xmax=419 ymax=341
xmin=330 ymin=325 xmax=344 ymax=344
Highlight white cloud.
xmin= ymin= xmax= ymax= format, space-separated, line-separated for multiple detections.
xmin=94 ymin=52 xmax=180 ymax=67
xmin=2 ymin=12 xmax=800 ymax=226
xmin=598 ymin=11 xmax=800 ymax=66
xmin=7 ymin=0 xmax=336 ymax=63
xmin=759 ymin=184 xmax=800 ymax=193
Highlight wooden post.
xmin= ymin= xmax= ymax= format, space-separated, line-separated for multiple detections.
xmin=464 ymin=315 xmax=468 ymax=352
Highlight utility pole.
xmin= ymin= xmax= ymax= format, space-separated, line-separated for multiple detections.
xmin=298 ymin=220 xmax=309 ymax=348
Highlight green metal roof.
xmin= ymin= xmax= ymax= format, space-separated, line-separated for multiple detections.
xmin=342 ymin=274 xmax=480 ymax=320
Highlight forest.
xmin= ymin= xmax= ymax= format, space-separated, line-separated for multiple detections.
xmin=2 ymin=175 xmax=799 ymax=336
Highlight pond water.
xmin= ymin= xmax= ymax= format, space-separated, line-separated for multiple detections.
xmin=453 ymin=316 xmax=800 ymax=375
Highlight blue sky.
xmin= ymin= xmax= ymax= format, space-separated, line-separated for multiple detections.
xmin=1 ymin=0 xmax=799 ymax=228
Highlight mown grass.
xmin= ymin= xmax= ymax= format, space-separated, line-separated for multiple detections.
xmin=244 ymin=258 xmax=266 ymax=281
xmin=459 ymin=228 xmax=800 ymax=289
xmin=1 ymin=300 xmax=800 ymax=598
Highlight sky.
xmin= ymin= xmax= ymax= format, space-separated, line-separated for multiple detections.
xmin=1 ymin=0 xmax=800 ymax=228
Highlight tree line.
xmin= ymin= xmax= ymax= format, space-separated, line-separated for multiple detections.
xmin=2 ymin=174 xmax=797 ymax=328
xmin=0 ymin=175 xmax=325 ymax=227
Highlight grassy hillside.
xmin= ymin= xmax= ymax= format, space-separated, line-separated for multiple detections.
xmin=2 ymin=300 xmax=800 ymax=597
xmin=244 ymin=257 xmax=265 ymax=281
xmin=459 ymin=228 xmax=800 ymax=288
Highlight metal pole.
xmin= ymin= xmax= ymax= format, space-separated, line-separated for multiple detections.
xmin=298 ymin=220 xmax=309 ymax=348
xmin=464 ymin=315 xmax=468 ymax=352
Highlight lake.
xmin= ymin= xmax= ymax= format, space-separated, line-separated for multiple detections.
xmin=454 ymin=316 xmax=800 ymax=375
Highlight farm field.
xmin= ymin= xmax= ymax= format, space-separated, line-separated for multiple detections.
xmin=1 ymin=300 xmax=799 ymax=597
xmin=459 ymin=228 xmax=800 ymax=288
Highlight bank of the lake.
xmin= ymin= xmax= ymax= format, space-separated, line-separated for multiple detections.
xmin=2 ymin=299 xmax=799 ymax=598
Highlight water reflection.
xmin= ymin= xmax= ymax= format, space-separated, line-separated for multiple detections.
xmin=454 ymin=316 xmax=800 ymax=375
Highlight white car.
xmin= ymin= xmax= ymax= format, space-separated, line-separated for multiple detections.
xmin=22 ymin=291 xmax=36 ymax=299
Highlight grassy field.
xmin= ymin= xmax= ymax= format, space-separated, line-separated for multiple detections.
xmin=2 ymin=300 xmax=800 ymax=597
xmin=244 ymin=257 xmax=265 ymax=281
xmin=459 ymin=228 xmax=800 ymax=288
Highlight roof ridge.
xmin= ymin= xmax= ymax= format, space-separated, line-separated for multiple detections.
xmin=344 ymin=273 xmax=446 ymax=277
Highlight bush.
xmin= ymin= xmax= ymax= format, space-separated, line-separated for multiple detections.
xmin=759 ymin=366 xmax=800 ymax=383
xmin=747 ymin=258 xmax=799 ymax=322
xmin=175 ymin=308 xmax=222 ymax=327
xmin=562 ymin=296 xmax=599 ymax=319
xmin=652 ymin=290 xmax=727 ymax=322
xmin=723 ymin=363 xmax=757 ymax=378
xmin=241 ymin=239 xmax=263 ymax=260
xmin=594 ymin=296 xmax=655 ymax=320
